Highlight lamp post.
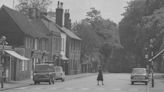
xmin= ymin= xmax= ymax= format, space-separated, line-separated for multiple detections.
xmin=0 ymin=36 xmax=7 ymax=88
xmin=149 ymin=38 xmax=155 ymax=88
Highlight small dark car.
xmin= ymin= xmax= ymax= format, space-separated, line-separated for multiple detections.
xmin=131 ymin=68 xmax=149 ymax=85
xmin=33 ymin=64 xmax=55 ymax=85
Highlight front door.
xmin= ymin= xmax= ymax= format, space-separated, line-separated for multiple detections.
xmin=11 ymin=59 xmax=16 ymax=81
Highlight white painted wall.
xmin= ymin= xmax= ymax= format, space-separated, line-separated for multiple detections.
xmin=60 ymin=32 xmax=67 ymax=57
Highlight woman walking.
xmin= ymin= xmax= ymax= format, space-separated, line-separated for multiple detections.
xmin=97 ymin=65 xmax=104 ymax=85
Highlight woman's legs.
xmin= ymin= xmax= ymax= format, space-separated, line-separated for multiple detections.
xmin=102 ymin=81 xmax=104 ymax=85
xmin=97 ymin=81 xmax=99 ymax=85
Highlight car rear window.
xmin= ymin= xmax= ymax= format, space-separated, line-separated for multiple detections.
xmin=35 ymin=65 xmax=54 ymax=72
xmin=55 ymin=67 xmax=62 ymax=72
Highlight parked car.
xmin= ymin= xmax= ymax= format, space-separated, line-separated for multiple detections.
xmin=33 ymin=64 xmax=55 ymax=85
xmin=131 ymin=68 xmax=149 ymax=85
xmin=54 ymin=66 xmax=65 ymax=82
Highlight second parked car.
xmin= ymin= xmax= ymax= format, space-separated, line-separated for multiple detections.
xmin=54 ymin=66 xmax=65 ymax=82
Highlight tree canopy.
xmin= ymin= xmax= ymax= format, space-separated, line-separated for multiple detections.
xmin=73 ymin=7 xmax=121 ymax=72
xmin=119 ymin=0 xmax=164 ymax=72
xmin=16 ymin=0 xmax=52 ymax=14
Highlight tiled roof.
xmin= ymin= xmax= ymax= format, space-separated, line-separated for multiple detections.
xmin=61 ymin=27 xmax=81 ymax=40
xmin=41 ymin=16 xmax=61 ymax=36
xmin=1 ymin=5 xmax=48 ymax=38
xmin=55 ymin=24 xmax=81 ymax=40
xmin=31 ymin=19 xmax=50 ymax=36
xmin=44 ymin=15 xmax=81 ymax=40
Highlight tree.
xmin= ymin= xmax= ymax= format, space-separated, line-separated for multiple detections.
xmin=16 ymin=0 xmax=52 ymax=14
xmin=119 ymin=0 xmax=164 ymax=72
xmin=73 ymin=7 xmax=121 ymax=72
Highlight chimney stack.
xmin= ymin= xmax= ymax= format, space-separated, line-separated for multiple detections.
xmin=64 ymin=9 xmax=71 ymax=29
xmin=29 ymin=8 xmax=37 ymax=19
xmin=56 ymin=1 xmax=64 ymax=27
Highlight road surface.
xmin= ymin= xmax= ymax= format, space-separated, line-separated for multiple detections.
xmin=3 ymin=73 xmax=157 ymax=92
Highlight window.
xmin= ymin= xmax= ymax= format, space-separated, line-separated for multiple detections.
xmin=25 ymin=37 xmax=31 ymax=48
xmin=62 ymin=38 xmax=65 ymax=51
xmin=24 ymin=61 xmax=28 ymax=71
xmin=21 ymin=60 xmax=28 ymax=71
xmin=34 ymin=39 xmax=38 ymax=50
xmin=21 ymin=60 xmax=25 ymax=71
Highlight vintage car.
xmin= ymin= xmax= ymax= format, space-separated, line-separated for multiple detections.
xmin=131 ymin=68 xmax=149 ymax=85
xmin=33 ymin=64 xmax=55 ymax=85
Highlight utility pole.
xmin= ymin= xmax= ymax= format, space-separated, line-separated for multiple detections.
xmin=149 ymin=38 xmax=155 ymax=88
xmin=0 ymin=36 xmax=7 ymax=88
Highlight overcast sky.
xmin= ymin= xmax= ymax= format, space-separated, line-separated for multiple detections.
xmin=0 ymin=0 xmax=131 ymax=24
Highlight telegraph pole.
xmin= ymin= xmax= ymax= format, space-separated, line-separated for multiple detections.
xmin=0 ymin=36 xmax=7 ymax=88
xmin=149 ymin=38 xmax=155 ymax=87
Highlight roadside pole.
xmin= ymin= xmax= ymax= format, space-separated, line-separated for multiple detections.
xmin=151 ymin=61 xmax=154 ymax=88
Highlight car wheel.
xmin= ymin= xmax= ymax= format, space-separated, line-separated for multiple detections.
xmin=34 ymin=81 xmax=37 ymax=85
xmin=131 ymin=81 xmax=134 ymax=85
xmin=145 ymin=82 xmax=148 ymax=85
xmin=52 ymin=77 xmax=55 ymax=84
xmin=61 ymin=78 xmax=65 ymax=82
xmin=49 ymin=79 xmax=52 ymax=85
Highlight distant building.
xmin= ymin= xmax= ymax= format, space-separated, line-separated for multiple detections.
xmin=55 ymin=1 xmax=82 ymax=74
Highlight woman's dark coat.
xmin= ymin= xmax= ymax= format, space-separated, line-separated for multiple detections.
xmin=97 ymin=69 xmax=103 ymax=81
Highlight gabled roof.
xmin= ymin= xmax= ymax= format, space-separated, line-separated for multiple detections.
xmin=60 ymin=27 xmax=81 ymax=40
xmin=1 ymin=5 xmax=47 ymax=38
xmin=41 ymin=16 xmax=61 ymax=36
xmin=44 ymin=15 xmax=81 ymax=40
xmin=31 ymin=19 xmax=50 ymax=36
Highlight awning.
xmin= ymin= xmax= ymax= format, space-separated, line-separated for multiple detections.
xmin=5 ymin=50 xmax=30 ymax=61
xmin=61 ymin=55 xmax=69 ymax=60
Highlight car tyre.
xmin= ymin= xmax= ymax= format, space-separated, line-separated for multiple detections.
xmin=49 ymin=79 xmax=52 ymax=85
xmin=52 ymin=77 xmax=55 ymax=84
xmin=61 ymin=78 xmax=65 ymax=82
xmin=131 ymin=81 xmax=134 ymax=85
xmin=34 ymin=81 xmax=37 ymax=85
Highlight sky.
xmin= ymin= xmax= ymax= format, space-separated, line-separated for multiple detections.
xmin=0 ymin=0 xmax=131 ymax=24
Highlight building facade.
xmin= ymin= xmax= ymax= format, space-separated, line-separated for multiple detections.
xmin=55 ymin=1 xmax=82 ymax=75
xmin=0 ymin=5 xmax=49 ymax=81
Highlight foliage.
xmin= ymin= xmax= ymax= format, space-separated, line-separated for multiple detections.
xmin=73 ymin=7 xmax=121 ymax=72
xmin=16 ymin=0 xmax=52 ymax=14
xmin=119 ymin=0 xmax=164 ymax=72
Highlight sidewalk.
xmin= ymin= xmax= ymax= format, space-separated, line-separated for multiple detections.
xmin=154 ymin=73 xmax=164 ymax=79
xmin=0 ymin=73 xmax=95 ymax=91
xmin=149 ymin=77 xmax=164 ymax=92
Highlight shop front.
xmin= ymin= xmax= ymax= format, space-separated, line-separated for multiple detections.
xmin=2 ymin=50 xmax=30 ymax=81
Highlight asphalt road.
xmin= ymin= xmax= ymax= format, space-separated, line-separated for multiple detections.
xmin=2 ymin=73 xmax=156 ymax=92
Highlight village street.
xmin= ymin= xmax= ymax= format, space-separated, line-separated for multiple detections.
xmin=1 ymin=73 xmax=164 ymax=92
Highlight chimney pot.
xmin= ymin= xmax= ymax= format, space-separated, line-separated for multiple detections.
xmin=58 ymin=1 xmax=60 ymax=8
xmin=56 ymin=1 xmax=64 ymax=27
xmin=61 ymin=2 xmax=63 ymax=8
